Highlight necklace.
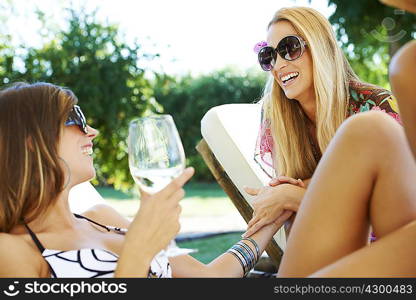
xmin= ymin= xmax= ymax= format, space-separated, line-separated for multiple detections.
xmin=74 ymin=213 xmax=127 ymax=235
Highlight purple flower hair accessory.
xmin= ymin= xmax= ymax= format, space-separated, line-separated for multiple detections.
xmin=253 ymin=41 xmax=268 ymax=54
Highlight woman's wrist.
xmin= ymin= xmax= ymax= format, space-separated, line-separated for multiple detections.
xmin=115 ymin=252 xmax=152 ymax=277
xmin=261 ymin=220 xmax=281 ymax=234
xmin=115 ymin=236 xmax=154 ymax=277
xmin=278 ymin=184 xmax=305 ymax=209
xmin=123 ymin=232 xmax=158 ymax=262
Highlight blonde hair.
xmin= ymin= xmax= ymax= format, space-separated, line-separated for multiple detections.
xmin=262 ymin=7 xmax=359 ymax=179
xmin=0 ymin=82 xmax=77 ymax=232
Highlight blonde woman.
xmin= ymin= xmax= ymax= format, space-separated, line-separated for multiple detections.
xmin=243 ymin=6 xmax=401 ymax=237
xmin=278 ymin=0 xmax=416 ymax=276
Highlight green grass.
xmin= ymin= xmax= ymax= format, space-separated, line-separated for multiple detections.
xmin=96 ymin=182 xmax=237 ymax=219
xmin=176 ymin=232 xmax=243 ymax=264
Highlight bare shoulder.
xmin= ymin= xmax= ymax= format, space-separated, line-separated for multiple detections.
xmin=0 ymin=233 xmax=43 ymax=277
xmin=83 ymin=204 xmax=131 ymax=228
xmin=0 ymin=233 xmax=34 ymax=256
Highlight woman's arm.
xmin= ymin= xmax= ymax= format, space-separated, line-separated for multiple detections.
xmin=88 ymin=189 xmax=289 ymax=278
xmin=242 ymin=183 xmax=306 ymax=237
xmin=169 ymin=217 xmax=289 ymax=278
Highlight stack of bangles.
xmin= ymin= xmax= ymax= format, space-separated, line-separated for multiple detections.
xmin=226 ymin=237 xmax=260 ymax=277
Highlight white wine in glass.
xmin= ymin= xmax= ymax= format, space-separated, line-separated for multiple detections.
xmin=128 ymin=114 xmax=196 ymax=257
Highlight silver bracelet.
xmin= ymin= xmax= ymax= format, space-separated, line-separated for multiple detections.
xmin=242 ymin=237 xmax=260 ymax=260
xmin=228 ymin=238 xmax=261 ymax=276
xmin=232 ymin=245 xmax=252 ymax=273
xmin=236 ymin=241 xmax=256 ymax=270
xmin=227 ymin=248 xmax=249 ymax=275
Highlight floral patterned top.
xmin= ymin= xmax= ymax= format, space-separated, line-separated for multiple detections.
xmin=255 ymin=80 xmax=401 ymax=178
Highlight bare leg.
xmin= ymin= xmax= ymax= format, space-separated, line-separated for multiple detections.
xmin=278 ymin=111 xmax=416 ymax=277
xmin=389 ymin=41 xmax=416 ymax=159
xmin=311 ymin=220 xmax=416 ymax=277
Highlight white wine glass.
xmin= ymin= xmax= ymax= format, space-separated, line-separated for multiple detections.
xmin=128 ymin=114 xmax=197 ymax=257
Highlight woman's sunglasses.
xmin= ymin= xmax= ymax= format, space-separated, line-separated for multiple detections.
xmin=65 ymin=105 xmax=88 ymax=134
xmin=257 ymin=35 xmax=307 ymax=71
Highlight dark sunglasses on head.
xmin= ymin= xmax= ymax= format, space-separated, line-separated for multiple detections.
xmin=258 ymin=35 xmax=307 ymax=71
xmin=65 ymin=105 xmax=88 ymax=134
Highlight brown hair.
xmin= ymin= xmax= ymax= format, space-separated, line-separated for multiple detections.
xmin=0 ymin=82 xmax=78 ymax=232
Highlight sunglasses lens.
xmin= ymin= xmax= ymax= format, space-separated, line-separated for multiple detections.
xmin=65 ymin=105 xmax=88 ymax=134
xmin=258 ymin=46 xmax=275 ymax=71
xmin=277 ymin=36 xmax=302 ymax=61
xmin=75 ymin=106 xmax=87 ymax=134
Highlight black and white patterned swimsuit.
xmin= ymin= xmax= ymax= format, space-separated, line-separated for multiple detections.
xmin=24 ymin=214 xmax=172 ymax=278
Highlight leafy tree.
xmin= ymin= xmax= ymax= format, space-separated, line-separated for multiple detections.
xmin=328 ymin=0 xmax=416 ymax=87
xmin=0 ymin=9 xmax=158 ymax=190
xmin=154 ymin=68 xmax=267 ymax=181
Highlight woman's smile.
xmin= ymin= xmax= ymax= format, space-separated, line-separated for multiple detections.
xmin=280 ymin=71 xmax=300 ymax=87
xmin=81 ymin=143 xmax=93 ymax=156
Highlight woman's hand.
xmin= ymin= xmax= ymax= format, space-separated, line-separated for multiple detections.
xmin=269 ymin=175 xmax=305 ymax=188
xmin=242 ymin=175 xmax=305 ymax=199
xmin=124 ymin=167 xmax=194 ymax=262
xmin=242 ymin=182 xmax=305 ymax=238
